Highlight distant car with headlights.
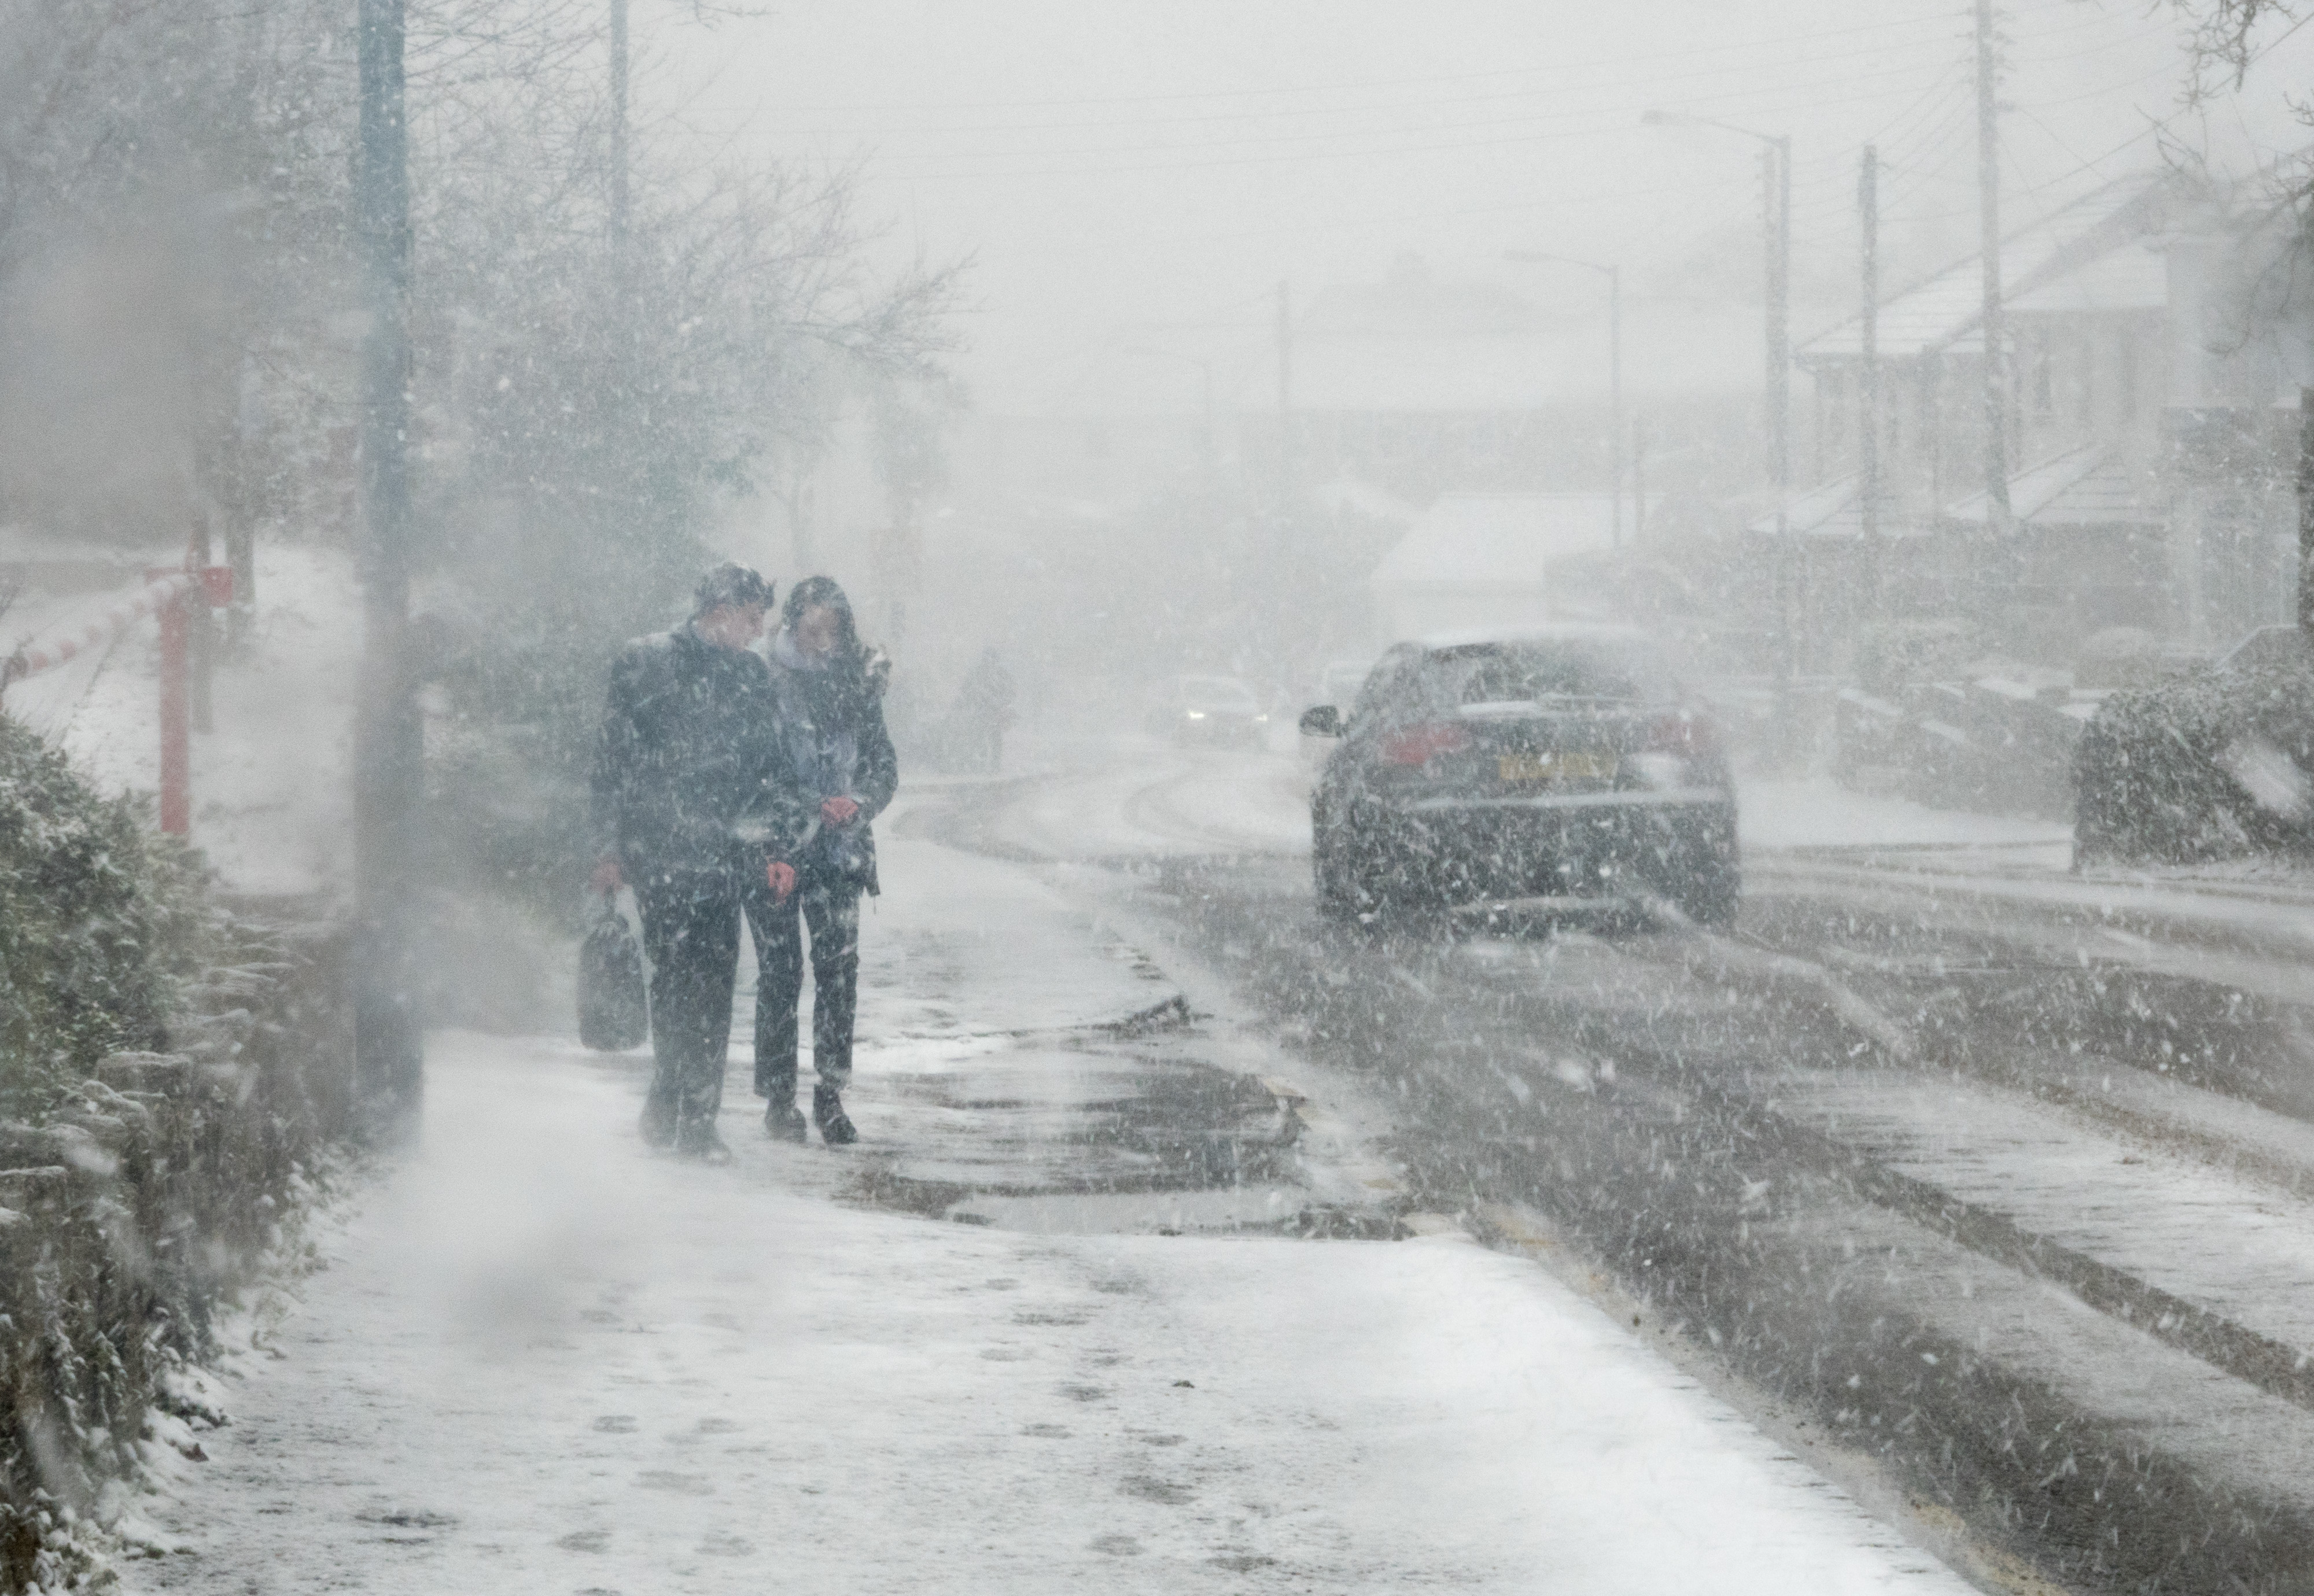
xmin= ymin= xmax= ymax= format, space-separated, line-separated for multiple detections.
xmin=1147 ymin=674 xmax=1270 ymax=749
xmin=1299 ymin=628 xmax=1738 ymax=924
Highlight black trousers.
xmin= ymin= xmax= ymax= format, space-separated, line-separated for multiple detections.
xmin=634 ymin=868 xmax=765 ymax=1133
xmin=748 ymin=878 xmax=862 ymax=1099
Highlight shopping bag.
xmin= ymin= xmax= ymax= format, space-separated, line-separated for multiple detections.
xmin=577 ymin=891 xmax=648 ymax=1051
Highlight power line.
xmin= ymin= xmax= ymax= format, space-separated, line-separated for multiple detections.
xmin=874 ymin=69 xmax=1988 ymax=183
xmin=764 ymin=10 xmax=1992 ymax=116
xmin=765 ymin=19 xmax=2136 ymax=142
xmin=864 ymin=59 xmax=1961 ymax=170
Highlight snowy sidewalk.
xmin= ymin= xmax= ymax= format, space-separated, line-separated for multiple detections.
xmin=127 ymin=828 xmax=1973 ymax=1594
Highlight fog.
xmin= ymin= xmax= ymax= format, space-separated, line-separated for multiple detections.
xmin=661 ymin=0 xmax=2312 ymax=411
xmin=14 ymin=3 xmax=2314 ymax=1592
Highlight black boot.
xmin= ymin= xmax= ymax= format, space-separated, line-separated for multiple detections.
xmin=639 ymin=1096 xmax=677 ymax=1150
xmin=812 ymin=1083 xmax=857 ymax=1147
xmin=764 ymin=1098 xmax=808 ymax=1142
xmin=675 ymin=1118 xmax=732 ymax=1164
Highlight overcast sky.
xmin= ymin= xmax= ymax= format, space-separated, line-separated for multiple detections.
xmin=645 ymin=1 xmax=2314 ymax=415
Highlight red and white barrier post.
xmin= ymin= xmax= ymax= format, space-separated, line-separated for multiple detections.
xmin=1 ymin=566 xmax=233 ymax=836
xmin=148 ymin=566 xmax=235 ymax=835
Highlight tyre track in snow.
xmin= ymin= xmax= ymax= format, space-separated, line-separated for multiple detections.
xmin=916 ymin=772 xmax=2314 ymax=1590
xmin=1145 ymin=862 xmax=2314 ymax=1593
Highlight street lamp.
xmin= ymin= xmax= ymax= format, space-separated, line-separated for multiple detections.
xmin=1645 ymin=108 xmax=1798 ymax=727
xmin=1505 ymin=250 xmax=1622 ymax=548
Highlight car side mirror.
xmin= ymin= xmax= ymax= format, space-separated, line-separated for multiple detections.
xmin=1299 ymin=705 xmax=1344 ymax=738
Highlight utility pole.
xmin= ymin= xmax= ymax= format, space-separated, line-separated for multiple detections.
xmin=1767 ymin=142 xmax=1791 ymax=509
xmin=2297 ymin=387 xmax=2314 ymax=633
xmin=1608 ymin=263 xmax=1623 ymax=549
xmin=1639 ymin=109 xmax=1795 ymax=719
xmin=355 ymin=0 xmax=423 ymax=1137
xmin=1274 ymin=280 xmax=1294 ymax=522
xmin=1196 ymin=357 xmax=1217 ymax=500
xmin=1860 ymin=143 xmax=1882 ymax=609
xmin=1765 ymin=138 xmax=1795 ymax=694
xmin=1631 ymin=413 xmax=1649 ymax=547
xmin=1975 ymin=0 xmax=2011 ymax=527
xmin=609 ymin=0 xmax=630 ymax=254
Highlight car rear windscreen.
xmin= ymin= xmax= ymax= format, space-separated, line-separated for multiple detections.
xmin=1419 ymin=642 xmax=1676 ymax=709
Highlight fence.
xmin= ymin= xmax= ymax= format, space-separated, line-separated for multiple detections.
xmin=0 ymin=566 xmax=233 ymax=834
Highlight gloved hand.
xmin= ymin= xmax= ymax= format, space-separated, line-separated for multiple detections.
xmin=820 ymin=795 xmax=860 ymax=826
xmin=767 ymin=860 xmax=798 ymax=902
xmin=589 ymin=857 xmax=623 ymax=894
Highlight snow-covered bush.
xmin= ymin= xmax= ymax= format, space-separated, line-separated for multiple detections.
xmin=0 ymin=711 xmax=362 ymax=1590
xmin=0 ymin=714 xmax=208 ymax=1118
xmin=2075 ymin=637 xmax=2314 ymax=864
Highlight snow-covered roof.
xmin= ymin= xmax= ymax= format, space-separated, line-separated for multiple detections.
xmin=1310 ymin=476 xmax=1422 ymax=524
xmin=1410 ymin=621 xmax=1650 ymax=650
xmin=1370 ymin=493 xmax=1624 ymax=589
xmin=1744 ymin=472 xmax=1911 ymax=537
xmin=1943 ymin=443 xmax=2164 ymax=527
xmin=1797 ymin=173 xmax=2167 ymax=362
xmin=2008 ymin=244 xmax=2169 ymax=315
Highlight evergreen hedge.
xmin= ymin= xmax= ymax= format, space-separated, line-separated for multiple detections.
xmin=0 ymin=714 xmax=208 ymax=1118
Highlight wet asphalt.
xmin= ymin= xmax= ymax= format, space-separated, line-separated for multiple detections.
xmin=912 ymin=765 xmax=2314 ymax=1596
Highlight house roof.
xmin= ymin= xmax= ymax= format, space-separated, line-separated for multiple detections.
xmin=1744 ymin=473 xmax=1910 ymax=537
xmin=1370 ymin=493 xmax=1625 ymax=588
xmin=2007 ymin=244 xmax=2170 ymax=315
xmin=1943 ymin=443 xmax=2164 ymax=527
xmin=1797 ymin=172 xmax=2168 ymax=362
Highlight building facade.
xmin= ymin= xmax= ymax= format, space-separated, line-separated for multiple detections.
xmin=1786 ymin=170 xmax=2311 ymax=666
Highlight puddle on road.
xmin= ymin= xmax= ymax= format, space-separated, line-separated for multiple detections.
xmin=841 ymin=1027 xmax=1401 ymax=1239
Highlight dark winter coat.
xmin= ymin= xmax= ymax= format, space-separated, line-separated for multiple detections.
xmin=589 ymin=625 xmax=813 ymax=879
xmin=765 ymin=628 xmax=898 ymax=895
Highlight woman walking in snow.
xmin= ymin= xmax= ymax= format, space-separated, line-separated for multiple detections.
xmin=749 ymin=577 xmax=897 ymax=1145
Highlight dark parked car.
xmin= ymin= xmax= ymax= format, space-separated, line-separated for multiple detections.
xmin=1300 ymin=629 xmax=1739 ymax=924
xmin=1147 ymin=674 xmax=1269 ymax=749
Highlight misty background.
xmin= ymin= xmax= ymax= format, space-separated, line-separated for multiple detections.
xmin=5 ymin=0 xmax=2313 ymax=942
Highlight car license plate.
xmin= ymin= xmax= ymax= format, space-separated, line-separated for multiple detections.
xmin=1498 ymin=751 xmax=1615 ymax=786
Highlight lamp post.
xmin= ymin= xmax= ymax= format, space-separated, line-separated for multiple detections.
xmin=1645 ymin=109 xmax=1797 ymax=741
xmin=1505 ymin=250 xmax=1622 ymax=547
xmin=355 ymin=0 xmax=422 ymax=1137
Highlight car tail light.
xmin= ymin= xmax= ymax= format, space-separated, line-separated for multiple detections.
xmin=1644 ymin=710 xmax=1719 ymax=761
xmin=1381 ymin=723 xmax=1471 ymax=766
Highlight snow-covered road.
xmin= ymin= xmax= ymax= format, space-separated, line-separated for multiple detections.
xmin=125 ymin=825 xmax=1972 ymax=1594
xmin=904 ymin=739 xmax=2314 ymax=1590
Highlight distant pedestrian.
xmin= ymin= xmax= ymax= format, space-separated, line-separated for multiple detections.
xmin=754 ymin=576 xmax=898 ymax=1145
xmin=589 ymin=564 xmax=809 ymax=1162
xmin=955 ymin=646 xmax=1015 ymax=773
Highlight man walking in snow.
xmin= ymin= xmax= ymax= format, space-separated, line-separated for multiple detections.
xmin=589 ymin=563 xmax=809 ymax=1161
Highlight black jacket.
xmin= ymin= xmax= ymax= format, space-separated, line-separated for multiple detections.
xmin=764 ymin=633 xmax=899 ymax=894
xmin=589 ymin=626 xmax=813 ymax=878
